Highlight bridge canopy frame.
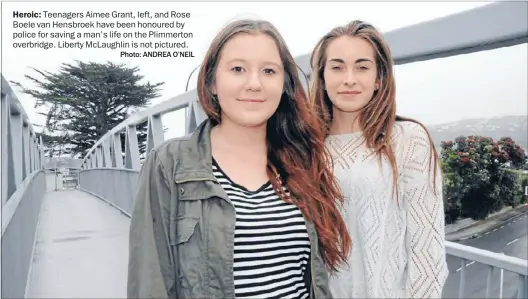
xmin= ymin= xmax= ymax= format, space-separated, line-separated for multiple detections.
xmin=295 ymin=1 xmax=528 ymax=76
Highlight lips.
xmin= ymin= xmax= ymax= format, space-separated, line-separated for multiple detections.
xmin=338 ymin=91 xmax=361 ymax=95
xmin=238 ymin=98 xmax=264 ymax=103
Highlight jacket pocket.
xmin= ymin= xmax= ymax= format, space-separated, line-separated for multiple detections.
xmin=169 ymin=215 xmax=202 ymax=297
xmin=170 ymin=179 xmax=205 ymax=245
xmin=176 ymin=178 xmax=220 ymax=202
xmin=171 ymin=216 xmax=200 ymax=245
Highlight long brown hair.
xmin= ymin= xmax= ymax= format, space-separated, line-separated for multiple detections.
xmin=196 ymin=19 xmax=351 ymax=271
xmin=309 ymin=20 xmax=439 ymax=197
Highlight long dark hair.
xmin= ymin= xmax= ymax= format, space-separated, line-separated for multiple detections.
xmin=196 ymin=19 xmax=351 ymax=271
xmin=309 ymin=20 xmax=440 ymax=197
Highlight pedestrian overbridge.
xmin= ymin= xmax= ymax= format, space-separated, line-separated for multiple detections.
xmin=1 ymin=2 xmax=527 ymax=298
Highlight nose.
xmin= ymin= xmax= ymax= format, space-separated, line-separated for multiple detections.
xmin=343 ymin=69 xmax=357 ymax=86
xmin=246 ymin=71 xmax=263 ymax=91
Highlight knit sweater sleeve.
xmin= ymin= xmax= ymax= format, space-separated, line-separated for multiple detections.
xmin=400 ymin=122 xmax=449 ymax=298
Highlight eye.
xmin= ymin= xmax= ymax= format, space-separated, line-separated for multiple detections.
xmin=358 ymin=65 xmax=370 ymax=70
xmin=330 ymin=65 xmax=342 ymax=71
xmin=263 ymin=68 xmax=276 ymax=75
xmin=231 ymin=66 xmax=244 ymax=72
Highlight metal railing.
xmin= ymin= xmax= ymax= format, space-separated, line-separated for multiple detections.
xmin=447 ymin=242 xmax=528 ymax=298
xmin=79 ymin=88 xmax=201 ymax=172
xmin=1 ymin=75 xmax=45 ymax=206
xmin=1 ymin=74 xmax=46 ymax=299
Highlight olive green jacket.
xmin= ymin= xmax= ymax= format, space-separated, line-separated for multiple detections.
xmin=127 ymin=119 xmax=332 ymax=298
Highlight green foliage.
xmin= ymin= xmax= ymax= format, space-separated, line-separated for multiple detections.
xmin=441 ymin=135 xmax=528 ymax=223
xmin=11 ymin=60 xmax=164 ymax=158
xmin=517 ymin=172 xmax=528 ymax=204
xmin=501 ymin=170 xmax=523 ymax=207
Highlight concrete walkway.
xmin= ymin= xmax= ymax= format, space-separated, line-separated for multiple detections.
xmin=26 ymin=190 xmax=130 ymax=298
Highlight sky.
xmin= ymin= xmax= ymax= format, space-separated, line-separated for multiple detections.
xmin=1 ymin=1 xmax=527 ymax=140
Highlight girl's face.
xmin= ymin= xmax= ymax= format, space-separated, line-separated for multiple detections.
xmin=323 ymin=36 xmax=379 ymax=114
xmin=212 ymin=32 xmax=285 ymax=128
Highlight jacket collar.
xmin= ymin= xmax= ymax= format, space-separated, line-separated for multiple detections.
xmin=174 ymin=119 xmax=232 ymax=203
xmin=174 ymin=119 xmax=217 ymax=182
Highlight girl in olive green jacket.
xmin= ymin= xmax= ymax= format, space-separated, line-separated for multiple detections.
xmin=127 ymin=19 xmax=351 ymax=299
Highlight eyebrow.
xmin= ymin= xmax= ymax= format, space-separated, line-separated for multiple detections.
xmin=226 ymin=58 xmax=282 ymax=68
xmin=328 ymin=58 xmax=374 ymax=64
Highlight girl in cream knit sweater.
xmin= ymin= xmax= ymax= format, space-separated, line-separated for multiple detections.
xmin=309 ymin=20 xmax=449 ymax=298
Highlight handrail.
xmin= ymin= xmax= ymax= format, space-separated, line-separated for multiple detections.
xmin=446 ymin=241 xmax=528 ymax=276
xmin=1 ymin=75 xmax=45 ymax=206
xmin=1 ymin=75 xmax=38 ymax=135
xmin=80 ymin=88 xmax=196 ymax=164
xmin=1 ymin=171 xmax=42 ymax=236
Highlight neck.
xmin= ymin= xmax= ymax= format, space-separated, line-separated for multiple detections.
xmin=329 ymin=108 xmax=362 ymax=135
xmin=211 ymin=117 xmax=268 ymax=155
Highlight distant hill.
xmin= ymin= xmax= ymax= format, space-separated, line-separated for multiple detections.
xmin=425 ymin=115 xmax=527 ymax=150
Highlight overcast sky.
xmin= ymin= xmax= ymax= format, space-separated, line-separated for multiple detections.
xmin=2 ymin=1 xmax=526 ymax=140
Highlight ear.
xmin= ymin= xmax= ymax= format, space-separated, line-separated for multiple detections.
xmin=211 ymin=83 xmax=217 ymax=95
xmin=375 ymin=79 xmax=380 ymax=90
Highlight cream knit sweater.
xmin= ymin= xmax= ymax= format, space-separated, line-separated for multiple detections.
xmin=325 ymin=121 xmax=449 ymax=298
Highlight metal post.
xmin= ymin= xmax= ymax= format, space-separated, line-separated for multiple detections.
xmin=517 ymin=274 xmax=527 ymax=299
xmin=485 ymin=265 xmax=494 ymax=298
xmin=500 ymin=252 xmax=504 ymax=298
xmin=459 ymin=258 xmax=466 ymax=299
xmin=500 ymin=269 xmax=504 ymax=298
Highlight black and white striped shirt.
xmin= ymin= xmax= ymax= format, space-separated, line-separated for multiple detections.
xmin=212 ymin=159 xmax=311 ymax=299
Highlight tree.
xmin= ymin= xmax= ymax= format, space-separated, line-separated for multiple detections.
xmin=11 ymin=61 xmax=164 ymax=159
xmin=500 ymin=169 xmax=524 ymax=207
xmin=441 ymin=165 xmax=463 ymax=224
xmin=35 ymin=131 xmax=74 ymax=158
xmin=498 ymin=137 xmax=527 ymax=169
xmin=441 ymin=136 xmax=513 ymax=220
